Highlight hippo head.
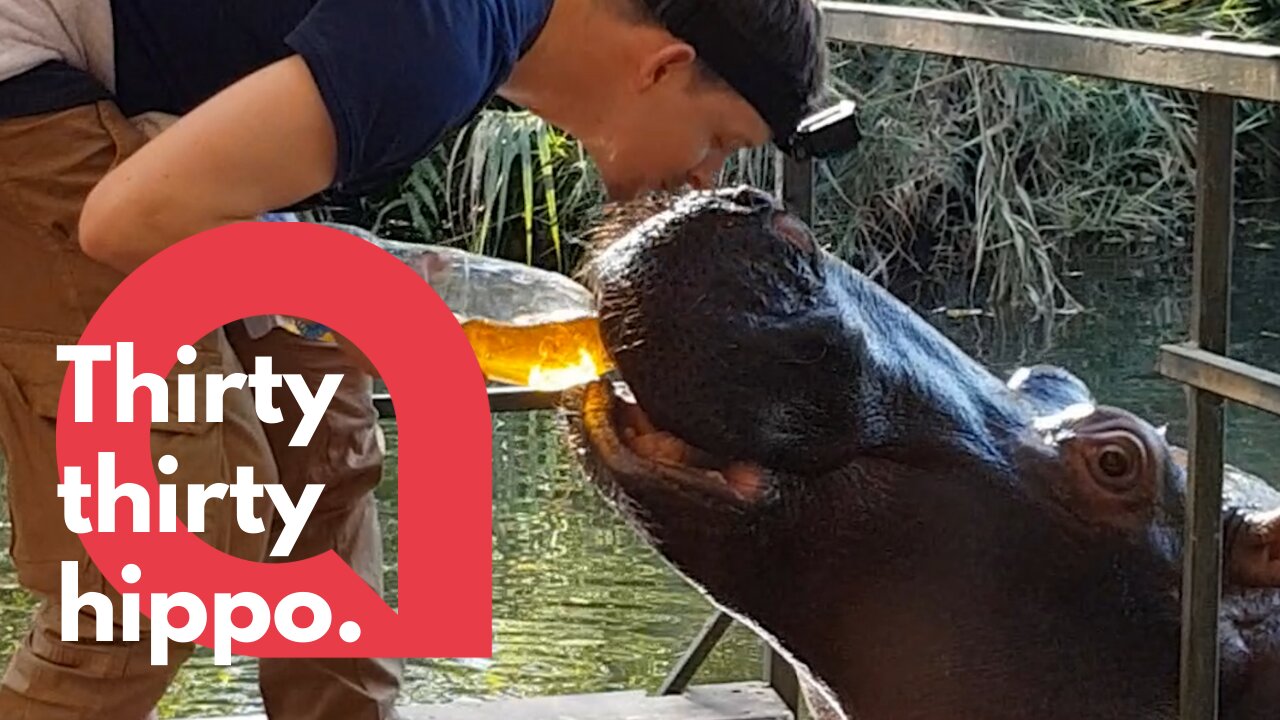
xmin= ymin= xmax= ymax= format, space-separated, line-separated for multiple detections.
xmin=563 ymin=186 xmax=1280 ymax=720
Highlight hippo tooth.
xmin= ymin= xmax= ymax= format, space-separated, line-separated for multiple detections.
xmin=611 ymin=380 xmax=638 ymax=405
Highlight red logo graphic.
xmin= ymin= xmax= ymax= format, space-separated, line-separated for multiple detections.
xmin=56 ymin=222 xmax=493 ymax=658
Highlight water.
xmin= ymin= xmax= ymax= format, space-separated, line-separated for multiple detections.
xmin=0 ymin=236 xmax=1277 ymax=718
xmin=932 ymin=237 xmax=1280 ymax=481
xmin=141 ymin=413 xmax=766 ymax=719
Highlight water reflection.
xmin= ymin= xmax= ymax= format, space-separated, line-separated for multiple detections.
xmin=926 ymin=243 xmax=1280 ymax=482
xmin=0 ymin=242 xmax=1277 ymax=717
xmin=0 ymin=412 xmax=763 ymax=719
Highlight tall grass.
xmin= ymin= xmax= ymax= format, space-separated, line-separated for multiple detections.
xmin=352 ymin=110 xmax=785 ymax=273
xmin=351 ymin=0 xmax=1278 ymax=311
xmin=360 ymin=110 xmax=604 ymax=272
xmin=813 ymin=0 xmax=1279 ymax=313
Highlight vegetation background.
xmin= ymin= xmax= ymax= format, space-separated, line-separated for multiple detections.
xmin=301 ymin=0 xmax=1280 ymax=316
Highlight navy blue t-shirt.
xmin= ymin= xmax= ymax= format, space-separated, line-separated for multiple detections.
xmin=100 ymin=0 xmax=553 ymax=194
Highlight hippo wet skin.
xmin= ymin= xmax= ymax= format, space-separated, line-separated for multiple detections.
xmin=561 ymin=187 xmax=1280 ymax=720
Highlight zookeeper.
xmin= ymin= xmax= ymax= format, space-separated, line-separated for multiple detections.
xmin=0 ymin=0 xmax=835 ymax=718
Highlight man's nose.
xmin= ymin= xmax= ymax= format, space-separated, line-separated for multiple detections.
xmin=687 ymin=149 xmax=732 ymax=190
xmin=689 ymin=159 xmax=726 ymax=190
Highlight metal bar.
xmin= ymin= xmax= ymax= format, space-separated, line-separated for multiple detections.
xmin=372 ymin=387 xmax=563 ymax=419
xmin=782 ymin=156 xmax=815 ymax=222
xmin=486 ymin=387 xmax=564 ymax=413
xmin=762 ymin=646 xmax=801 ymax=715
xmin=1157 ymin=344 xmax=1280 ymax=417
xmin=821 ymin=2 xmax=1280 ymax=102
xmin=1178 ymin=92 xmax=1236 ymax=720
xmin=771 ymin=141 xmax=813 ymax=720
xmin=657 ymin=611 xmax=735 ymax=695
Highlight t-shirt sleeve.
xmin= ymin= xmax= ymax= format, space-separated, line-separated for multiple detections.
xmin=284 ymin=0 xmax=515 ymax=190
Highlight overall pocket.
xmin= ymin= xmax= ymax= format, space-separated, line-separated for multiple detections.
xmin=0 ymin=326 xmax=236 ymax=594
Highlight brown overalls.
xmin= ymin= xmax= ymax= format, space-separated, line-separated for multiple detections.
xmin=0 ymin=98 xmax=403 ymax=718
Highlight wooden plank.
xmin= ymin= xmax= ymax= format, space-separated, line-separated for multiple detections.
xmin=658 ymin=611 xmax=735 ymax=695
xmin=372 ymin=386 xmax=563 ymax=419
xmin=821 ymin=2 xmax=1280 ymax=102
xmin=186 ymin=682 xmax=792 ymax=720
xmin=1266 ymin=114 xmax=1280 ymax=216
xmin=1183 ymin=387 xmax=1227 ymax=720
xmin=1189 ymin=94 xmax=1236 ymax=354
xmin=1156 ymin=344 xmax=1280 ymax=417
xmin=1178 ymin=92 xmax=1236 ymax=720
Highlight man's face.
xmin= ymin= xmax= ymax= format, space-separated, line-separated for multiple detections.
xmin=583 ymin=50 xmax=773 ymax=200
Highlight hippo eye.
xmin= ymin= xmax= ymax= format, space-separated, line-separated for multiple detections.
xmin=1085 ymin=435 xmax=1146 ymax=493
xmin=1060 ymin=413 xmax=1160 ymax=515
xmin=1097 ymin=446 xmax=1131 ymax=478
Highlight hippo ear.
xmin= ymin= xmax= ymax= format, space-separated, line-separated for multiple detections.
xmin=1007 ymin=365 xmax=1095 ymax=418
xmin=1228 ymin=508 xmax=1280 ymax=587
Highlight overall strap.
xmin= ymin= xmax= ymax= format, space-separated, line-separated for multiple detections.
xmin=0 ymin=60 xmax=112 ymax=120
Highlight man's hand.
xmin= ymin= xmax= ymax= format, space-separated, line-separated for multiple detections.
xmin=410 ymin=249 xmax=450 ymax=285
xmin=331 ymin=329 xmax=382 ymax=380
xmin=129 ymin=111 xmax=181 ymax=139
xmin=79 ymin=54 xmax=338 ymax=273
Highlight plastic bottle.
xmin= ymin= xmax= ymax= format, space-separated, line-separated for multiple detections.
xmin=322 ymin=223 xmax=613 ymax=391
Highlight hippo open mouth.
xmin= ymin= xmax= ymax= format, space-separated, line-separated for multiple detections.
xmin=562 ymin=187 xmax=1280 ymax=720
xmin=574 ymin=378 xmax=773 ymax=506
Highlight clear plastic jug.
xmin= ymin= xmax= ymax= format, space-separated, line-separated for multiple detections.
xmin=325 ymin=223 xmax=613 ymax=391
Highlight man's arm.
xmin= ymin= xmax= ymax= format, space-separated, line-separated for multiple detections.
xmin=79 ymin=54 xmax=338 ymax=273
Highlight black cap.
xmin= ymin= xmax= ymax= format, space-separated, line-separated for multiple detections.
xmin=646 ymin=0 xmax=861 ymax=160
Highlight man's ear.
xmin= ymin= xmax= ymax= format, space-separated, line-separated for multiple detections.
xmin=637 ymin=42 xmax=697 ymax=91
xmin=1228 ymin=508 xmax=1280 ymax=587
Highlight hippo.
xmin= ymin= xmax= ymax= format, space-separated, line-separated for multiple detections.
xmin=561 ymin=186 xmax=1280 ymax=720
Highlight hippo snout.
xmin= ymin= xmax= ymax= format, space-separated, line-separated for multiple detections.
xmin=587 ymin=185 xmax=1019 ymax=476
xmin=590 ymin=186 xmax=863 ymax=474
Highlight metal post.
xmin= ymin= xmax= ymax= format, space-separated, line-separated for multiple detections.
xmin=762 ymin=646 xmax=802 ymax=715
xmin=1179 ymin=92 xmax=1235 ymax=720
xmin=770 ymin=152 xmax=814 ymax=719
xmin=657 ymin=611 xmax=734 ymax=695
xmin=782 ymin=155 xmax=816 ymax=222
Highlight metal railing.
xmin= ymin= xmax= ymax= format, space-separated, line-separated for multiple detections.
xmin=373 ymin=4 xmax=1280 ymax=718
xmin=797 ymin=5 xmax=1280 ymax=720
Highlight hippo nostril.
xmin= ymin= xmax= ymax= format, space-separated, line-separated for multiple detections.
xmin=728 ymin=186 xmax=780 ymax=212
xmin=773 ymin=212 xmax=816 ymax=253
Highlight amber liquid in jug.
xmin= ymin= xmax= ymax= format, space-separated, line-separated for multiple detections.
xmin=459 ymin=314 xmax=614 ymax=390
xmin=300 ymin=224 xmax=617 ymax=390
